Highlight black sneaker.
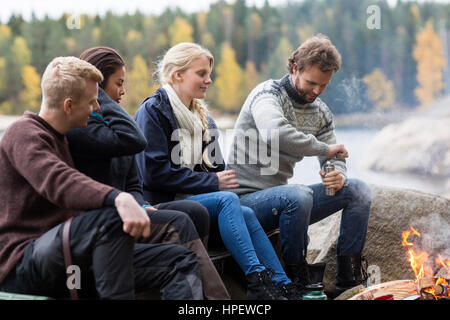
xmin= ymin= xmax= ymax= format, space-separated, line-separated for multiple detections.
xmin=246 ymin=269 xmax=288 ymax=300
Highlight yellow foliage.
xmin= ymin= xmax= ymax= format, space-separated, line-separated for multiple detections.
xmin=410 ymin=4 xmax=421 ymax=26
xmin=0 ymin=101 xmax=12 ymax=115
xmin=363 ymin=68 xmax=395 ymax=110
xmin=243 ymin=61 xmax=260 ymax=97
xmin=21 ymin=65 xmax=41 ymax=112
xmin=12 ymin=37 xmax=31 ymax=67
xmin=168 ymin=17 xmax=193 ymax=47
xmin=214 ymin=42 xmax=244 ymax=112
xmin=249 ymin=13 xmax=263 ymax=35
xmin=122 ymin=55 xmax=152 ymax=115
xmin=0 ymin=25 xmax=12 ymax=40
xmin=65 ymin=37 xmax=76 ymax=53
xmin=413 ymin=20 xmax=445 ymax=108
xmin=126 ymin=30 xmax=142 ymax=42
xmin=92 ymin=27 xmax=101 ymax=42
xmin=0 ymin=57 xmax=5 ymax=95
xmin=196 ymin=12 xmax=208 ymax=32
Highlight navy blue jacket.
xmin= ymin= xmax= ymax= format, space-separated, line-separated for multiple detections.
xmin=134 ymin=88 xmax=225 ymax=204
xmin=67 ymin=88 xmax=148 ymax=205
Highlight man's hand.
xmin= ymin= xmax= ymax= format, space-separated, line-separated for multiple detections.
xmin=216 ymin=170 xmax=239 ymax=190
xmin=326 ymin=144 xmax=349 ymax=159
xmin=319 ymin=169 xmax=344 ymax=192
xmin=114 ymin=192 xmax=151 ymax=238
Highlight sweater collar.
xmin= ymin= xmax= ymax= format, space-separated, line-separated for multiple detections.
xmin=280 ymin=74 xmax=308 ymax=105
xmin=24 ymin=111 xmax=66 ymax=140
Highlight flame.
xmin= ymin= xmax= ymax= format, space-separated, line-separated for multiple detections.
xmin=401 ymin=227 xmax=449 ymax=298
xmin=402 ymin=226 xmax=421 ymax=246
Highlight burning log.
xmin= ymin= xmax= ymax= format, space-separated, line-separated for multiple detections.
xmin=349 ymin=280 xmax=417 ymax=300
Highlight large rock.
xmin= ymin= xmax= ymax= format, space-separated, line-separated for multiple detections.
xmin=360 ymin=116 xmax=450 ymax=177
xmin=306 ymin=184 xmax=450 ymax=293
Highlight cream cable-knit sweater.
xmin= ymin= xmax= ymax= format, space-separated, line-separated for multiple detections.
xmin=227 ymin=74 xmax=347 ymax=195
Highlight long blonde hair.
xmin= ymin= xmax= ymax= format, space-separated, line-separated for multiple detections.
xmin=158 ymin=42 xmax=215 ymax=169
xmin=158 ymin=42 xmax=214 ymax=140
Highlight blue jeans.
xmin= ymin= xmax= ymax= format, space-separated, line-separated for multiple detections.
xmin=187 ymin=191 xmax=291 ymax=284
xmin=239 ymin=179 xmax=372 ymax=265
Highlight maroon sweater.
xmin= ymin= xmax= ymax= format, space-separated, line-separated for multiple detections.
xmin=0 ymin=112 xmax=115 ymax=284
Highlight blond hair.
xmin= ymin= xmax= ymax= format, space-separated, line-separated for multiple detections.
xmin=157 ymin=43 xmax=214 ymax=139
xmin=41 ymin=56 xmax=103 ymax=110
xmin=287 ymin=34 xmax=342 ymax=74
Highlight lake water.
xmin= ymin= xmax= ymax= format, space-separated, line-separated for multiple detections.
xmin=1 ymin=127 xmax=447 ymax=197
xmin=218 ymin=127 xmax=448 ymax=197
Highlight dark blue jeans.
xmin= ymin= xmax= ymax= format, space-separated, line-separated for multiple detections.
xmin=239 ymin=179 xmax=372 ymax=265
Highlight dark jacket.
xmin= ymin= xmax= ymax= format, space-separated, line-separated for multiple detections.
xmin=66 ymin=88 xmax=147 ymax=205
xmin=134 ymin=88 xmax=225 ymax=204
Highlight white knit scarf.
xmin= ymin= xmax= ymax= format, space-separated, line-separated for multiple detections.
xmin=163 ymin=84 xmax=204 ymax=170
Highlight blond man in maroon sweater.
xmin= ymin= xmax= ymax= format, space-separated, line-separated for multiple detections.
xmin=0 ymin=57 xmax=202 ymax=299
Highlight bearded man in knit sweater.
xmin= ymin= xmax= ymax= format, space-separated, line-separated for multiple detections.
xmin=227 ymin=34 xmax=372 ymax=297
xmin=0 ymin=57 xmax=202 ymax=299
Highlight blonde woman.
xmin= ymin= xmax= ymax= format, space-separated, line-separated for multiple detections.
xmin=134 ymin=43 xmax=302 ymax=300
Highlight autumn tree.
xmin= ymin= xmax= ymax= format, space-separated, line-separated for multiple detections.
xmin=196 ymin=12 xmax=215 ymax=51
xmin=363 ymin=68 xmax=395 ymax=110
xmin=21 ymin=65 xmax=41 ymax=112
xmin=214 ymin=42 xmax=244 ymax=112
xmin=243 ymin=61 xmax=260 ymax=98
xmin=6 ymin=36 xmax=32 ymax=114
xmin=122 ymin=55 xmax=152 ymax=115
xmin=169 ymin=17 xmax=193 ymax=46
xmin=413 ymin=20 xmax=445 ymax=108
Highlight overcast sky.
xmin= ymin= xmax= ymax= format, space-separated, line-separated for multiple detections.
xmin=0 ymin=0 xmax=448 ymax=23
xmin=0 ymin=0 xmax=284 ymax=22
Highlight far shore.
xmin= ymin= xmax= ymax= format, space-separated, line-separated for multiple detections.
xmin=0 ymin=109 xmax=415 ymax=132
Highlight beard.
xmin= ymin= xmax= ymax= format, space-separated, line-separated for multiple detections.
xmin=293 ymin=77 xmax=318 ymax=103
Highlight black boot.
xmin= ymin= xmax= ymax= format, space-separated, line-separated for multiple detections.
xmin=246 ymin=269 xmax=287 ymax=300
xmin=334 ymin=254 xmax=368 ymax=297
xmin=285 ymin=260 xmax=311 ymax=294
xmin=276 ymin=282 xmax=303 ymax=300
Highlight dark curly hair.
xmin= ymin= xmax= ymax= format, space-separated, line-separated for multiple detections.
xmin=287 ymin=34 xmax=341 ymax=74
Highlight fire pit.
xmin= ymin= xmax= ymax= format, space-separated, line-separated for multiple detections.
xmin=348 ymin=226 xmax=449 ymax=300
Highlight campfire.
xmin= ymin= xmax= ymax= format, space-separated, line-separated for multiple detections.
xmin=401 ymin=226 xmax=450 ymax=300
xmin=348 ymin=226 xmax=449 ymax=300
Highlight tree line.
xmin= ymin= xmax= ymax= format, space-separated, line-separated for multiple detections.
xmin=0 ymin=0 xmax=448 ymax=116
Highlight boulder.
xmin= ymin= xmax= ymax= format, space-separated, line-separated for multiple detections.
xmin=306 ymin=184 xmax=450 ymax=294
xmin=360 ymin=116 xmax=450 ymax=177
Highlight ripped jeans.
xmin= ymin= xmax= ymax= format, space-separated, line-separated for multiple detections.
xmin=239 ymin=179 xmax=372 ymax=265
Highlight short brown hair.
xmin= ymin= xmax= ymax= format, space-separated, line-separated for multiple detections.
xmin=79 ymin=46 xmax=125 ymax=89
xmin=287 ymin=34 xmax=342 ymax=74
xmin=41 ymin=56 xmax=103 ymax=110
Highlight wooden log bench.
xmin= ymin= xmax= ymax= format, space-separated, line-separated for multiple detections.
xmin=0 ymin=229 xmax=281 ymax=300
